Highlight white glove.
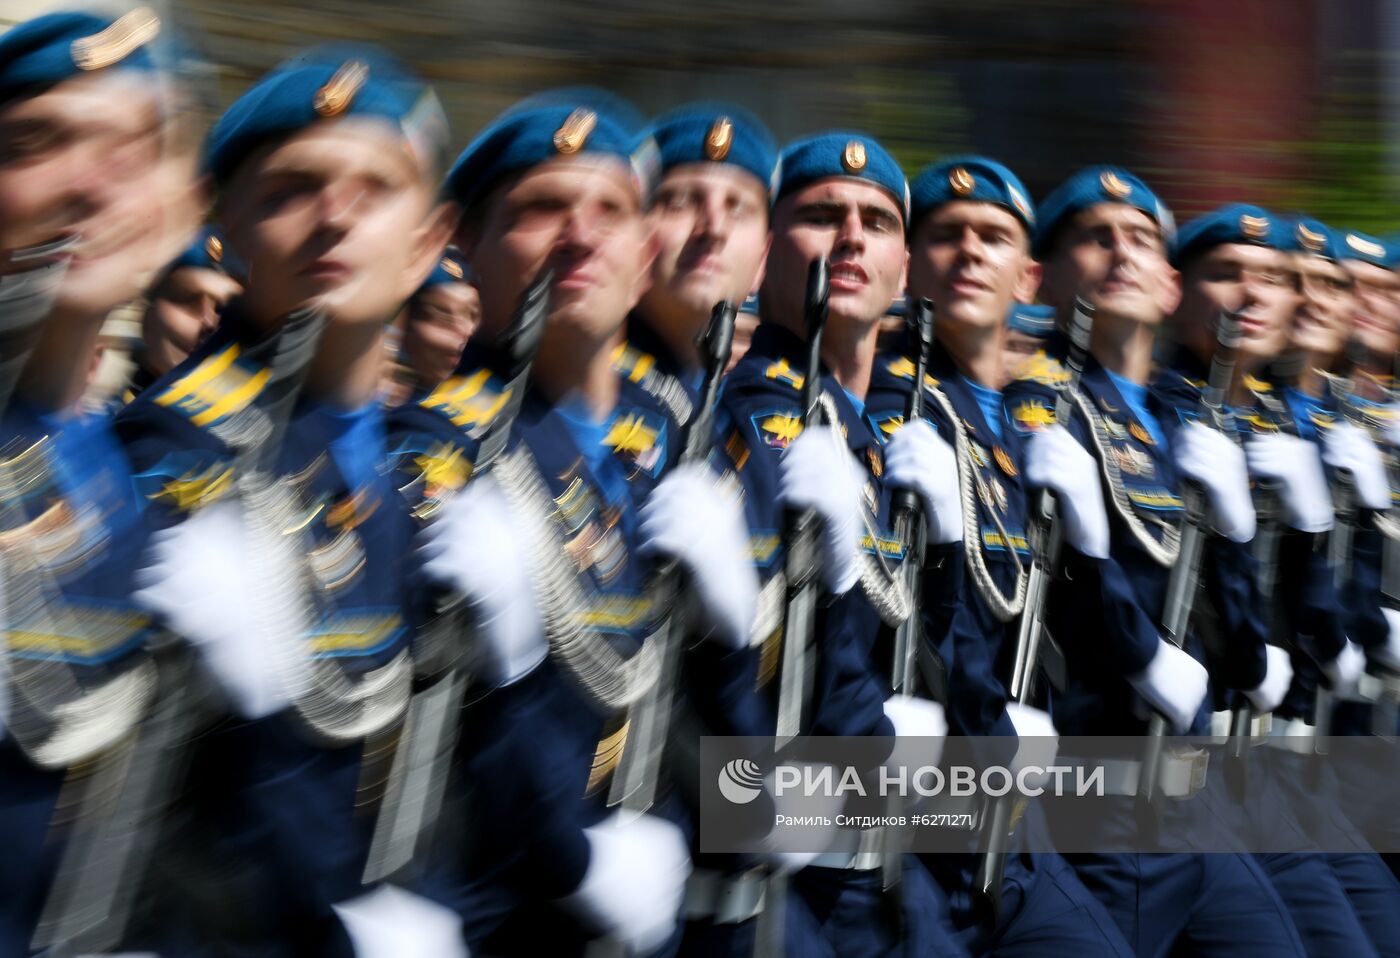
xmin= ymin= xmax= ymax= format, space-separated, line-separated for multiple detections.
xmin=1022 ymin=425 xmax=1110 ymax=559
xmin=1245 ymin=433 xmax=1334 ymax=533
xmin=1242 ymin=645 xmax=1294 ymax=714
xmin=1319 ymin=639 xmax=1366 ymax=696
xmin=1172 ymin=423 xmax=1256 ymax=542
xmin=882 ymin=694 xmax=947 ymax=772
xmin=779 ymin=425 xmax=864 ymax=593
xmin=638 ymin=465 xmax=758 ymax=650
xmin=884 ymin=418 xmax=962 ymax=544
xmin=1322 ymin=422 xmax=1391 ymax=511
xmin=1004 ymin=702 xmax=1059 ymax=780
xmin=1373 ymin=608 xmax=1400 ymax=672
xmin=332 ymin=885 xmax=470 ymax=958
xmin=563 ymin=812 xmax=690 ymax=955
xmin=762 ymin=763 xmax=842 ymax=875
xmin=1128 ymin=638 xmax=1209 ymax=734
xmin=417 ymin=477 xmax=547 ymax=687
xmin=134 ymin=499 xmax=310 ymax=719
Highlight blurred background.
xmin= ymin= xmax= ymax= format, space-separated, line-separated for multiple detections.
xmin=5 ymin=0 xmax=1400 ymax=229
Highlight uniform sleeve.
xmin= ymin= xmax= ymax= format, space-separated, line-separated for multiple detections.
xmin=1199 ymin=537 xmax=1269 ymax=691
xmin=1343 ymin=524 xmax=1388 ymax=653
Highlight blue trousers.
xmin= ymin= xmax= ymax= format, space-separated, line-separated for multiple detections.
xmin=788 ymin=860 xmax=968 ymax=957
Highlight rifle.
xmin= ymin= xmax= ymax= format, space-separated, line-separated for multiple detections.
xmin=774 ymin=258 xmax=832 ymax=746
xmin=753 ymin=259 xmax=829 ymax=958
xmin=879 ymin=298 xmax=937 ymax=905
xmin=974 ymin=297 xmax=1094 ymax=920
xmin=363 ymin=268 xmax=552 ymax=884
xmin=889 ymin=298 xmax=938 ymax=700
xmin=606 ymin=300 xmax=737 ymax=815
xmin=1140 ymin=308 xmax=1241 ymax=802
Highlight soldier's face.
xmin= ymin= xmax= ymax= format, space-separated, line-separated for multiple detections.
xmin=1040 ymin=204 xmax=1177 ymax=328
xmin=1291 ymin=254 xmax=1354 ymax=359
xmin=0 ymin=73 xmax=196 ymax=318
xmin=403 ymin=282 xmax=479 ymax=386
xmin=221 ymin=119 xmax=450 ymax=328
xmin=765 ymin=179 xmax=907 ymax=334
xmin=463 ymin=156 xmax=654 ymax=345
xmin=643 ymin=163 xmax=769 ymax=325
xmin=1178 ymin=244 xmax=1299 ymax=365
xmin=1342 ymin=259 xmax=1400 ymax=359
xmin=141 ymin=266 xmax=243 ymax=376
xmin=908 ymin=201 xmax=1038 ymax=332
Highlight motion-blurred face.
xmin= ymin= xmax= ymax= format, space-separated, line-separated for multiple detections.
xmin=0 ymin=72 xmax=195 ymax=317
xmin=1177 ymin=244 xmax=1299 ymax=366
xmin=908 ymin=200 xmax=1038 ymax=332
xmin=643 ymin=163 xmax=769 ymax=323
xmin=403 ymin=281 xmax=480 ymax=387
xmin=764 ymin=178 xmax=907 ymax=336
xmin=1040 ymin=204 xmax=1177 ymax=327
xmin=1343 ymin=259 xmax=1400 ymax=360
xmin=1291 ymin=254 xmax=1354 ymax=359
xmin=221 ymin=118 xmax=449 ymax=328
xmin=141 ymin=266 xmax=243 ymax=376
xmin=463 ymin=156 xmax=654 ymax=346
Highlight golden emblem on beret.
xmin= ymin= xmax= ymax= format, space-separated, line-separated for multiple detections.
xmin=313 ymin=60 xmax=369 ymax=118
xmin=705 ymin=117 xmax=733 ymax=161
xmin=993 ymin=445 xmax=1018 ymax=477
xmin=1347 ymin=233 xmax=1387 ymax=259
xmin=441 ymin=257 xmax=463 ymax=280
xmin=949 ymin=166 xmax=976 ymax=196
xmin=1100 ymin=171 xmax=1132 ymax=199
xmin=1297 ymin=222 xmax=1326 ymax=253
xmin=553 ymin=109 xmax=597 ymax=155
xmin=1240 ymin=214 xmax=1270 ymax=241
xmin=204 ymin=234 xmax=223 ymax=264
xmin=842 ymin=140 xmax=867 ymax=173
xmin=71 ymin=6 xmax=160 ymax=72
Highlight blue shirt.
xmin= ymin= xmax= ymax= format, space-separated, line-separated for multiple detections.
xmin=1107 ymin=369 xmax=1165 ymax=448
xmin=964 ymin=376 xmax=1004 ymax=440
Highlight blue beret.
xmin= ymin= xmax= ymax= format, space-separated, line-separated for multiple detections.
xmin=648 ymin=104 xmax=778 ymax=194
xmin=1287 ymin=217 xmax=1343 ymax=261
xmin=1171 ymin=204 xmax=1290 ymax=267
xmin=910 ymin=156 xmax=1035 ymax=234
xmin=1007 ymin=303 xmax=1055 ymax=337
xmin=159 ymin=226 xmax=243 ymax=281
xmin=447 ymin=92 xmax=660 ymax=213
xmin=1034 ymin=166 xmax=1174 ymax=258
xmin=416 ymin=249 xmax=472 ymax=294
xmin=775 ymin=132 xmax=909 ymax=222
xmin=1333 ymin=228 xmax=1392 ymax=269
xmin=0 ymin=8 xmax=164 ymax=101
xmin=204 ymin=46 xmax=448 ymax=189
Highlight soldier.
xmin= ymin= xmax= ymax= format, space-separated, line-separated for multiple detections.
xmin=396 ymin=249 xmax=478 ymax=396
xmin=711 ymin=131 xmax=960 ymax=957
xmin=619 ymin=104 xmax=773 ymax=417
xmin=1166 ymin=208 xmax=1400 ymax=957
xmin=862 ymin=156 xmax=1135 ymax=957
xmin=133 ymin=226 xmax=244 ymax=395
xmin=120 ymin=47 xmax=470 ymax=955
xmin=0 ymin=8 xmax=200 ymax=954
xmin=391 ymin=92 xmax=762 ymax=956
xmin=1009 ymin=178 xmax=1309 ymax=957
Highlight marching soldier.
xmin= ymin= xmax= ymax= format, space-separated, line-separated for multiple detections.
xmin=712 ymin=131 xmax=961 ymax=957
xmin=1165 ymin=208 xmax=1400 ymax=956
xmin=0 ymin=8 xmax=200 ymax=954
xmin=133 ymin=226 xmax=245 ymax=396
xmin=395 ymin=248 xmax=478 ymax=397
xmin=1009 ymin=177 xmax=1311 ymax=957
xmin=120 ymin=47 xmax=469 ymax=955
xmin=863 ymin=156 xmax=1137 ymax=956
xmin=391 ymin=92 xmax=764 ymax=955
